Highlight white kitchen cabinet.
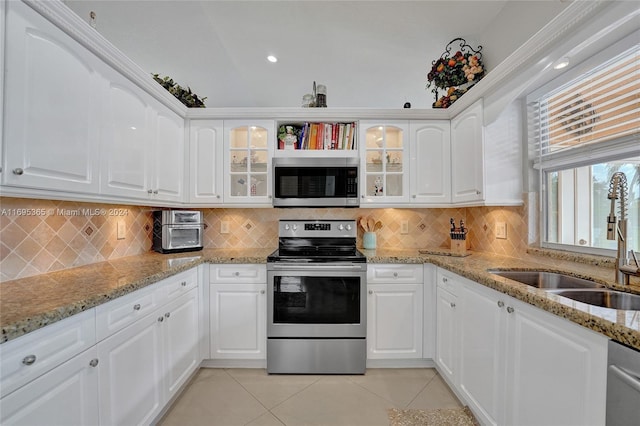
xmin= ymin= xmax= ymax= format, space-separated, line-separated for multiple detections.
xmin=2 ymin=1 xmax=100 ymax=194
xmin=409 ymin=120 xmax=451 ymax=204
xmin=459 ymin=278 xmax=507 ymax=426
xmin=359 ymin=121 xmax=410 ymax=204
xmin=0 ymin=347 xmax=99 ymax=426
xmin=188 ymin=119 xmax=224 ymax=204
xmin=209 ymin=264 xmax=267 ymax=360
xmin=101 ymin=71 xmax=185 ymax=203
xmin=451 ymin=99 xmax=485 ymax=204
xmin=223 ymin=120 xmax=274 ymax=205
xmin=441 ymin=268 xmax=608 ymax=426
xmin=162 ymin=288 xmax=200 ymax=401
xmin=435 ymin=269 xmax=460 ymax=385
xmin=504 ymin=297 xmax=607 ymax=426
xmin=97 ymin=305 xmax=164 ymax=426
xmin=367 ymin=264 xmax=423 ymax=359
xmin=422 ymin=264 xmax=437 ymax=361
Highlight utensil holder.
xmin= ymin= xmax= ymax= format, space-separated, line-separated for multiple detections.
xmin=363 ymin=232 xmax=376 ymax=249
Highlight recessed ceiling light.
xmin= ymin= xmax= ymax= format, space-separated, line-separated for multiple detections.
xmin=267 ymin=55 xmax=278 ymax=63
xmin=553 ymin=57 xmax=570 ymax=69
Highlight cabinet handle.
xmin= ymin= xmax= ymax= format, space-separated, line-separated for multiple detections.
xmin=89 ymin=358 xmax=99 ymax=368
xmin=450 ymin=302 xmax=456 ymax=308
xmin=133 ymin=304 xmax=141 ymax=311
xmin=147 ymin=189 xmax=153 ymax=194
xmin=158 ymin=316 xmax=164 ymax=322
xmin=506 ymin=306 xmax=514 ymax=314
xmin=164 ymin=312 xmax=170 ymax=318
xmin=22 ymin=355 xmax=36 ymax=366
xmin=442 ymin=277 xmax=448 ymax=283
xmin=153 ymin=190 xmax=158 ymax=194
xmin=497 ymin=301 xmax=505 ymax=308
xmin=12 ymin=168 xmax=24 ymax=175
xmin=260 ymin=290 xmax=265 ymax=294
xmin=181 ymin=281 xmax=187 ymax=287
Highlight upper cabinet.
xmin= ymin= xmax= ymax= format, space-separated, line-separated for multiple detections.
xmin=223 ymin=120 xmax=274 ymax=205
xmin=2 ymin=1 xmax=100 ymax=194
xmin=188 ymin=120 xmax=224 ymax=204
xmin=409 ymin=120 xmax=451 ymax=204
xmin=451 ymin=100 xmax=485 ymax=204
xmin=359 ymin=121 xmax=410 ymax=205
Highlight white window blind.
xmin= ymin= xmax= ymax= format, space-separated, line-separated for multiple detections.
xmin=531 ymin=45 xmax=640 ymax=169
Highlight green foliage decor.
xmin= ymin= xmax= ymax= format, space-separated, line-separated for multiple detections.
xmin=152 ymin=73 xmax=207 ymax=108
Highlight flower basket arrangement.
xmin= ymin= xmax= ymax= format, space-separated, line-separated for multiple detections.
xmin=426 ymin=38 xmax=485 ymax=108
xmin=152 ymin=73 xmax=207 ymax=108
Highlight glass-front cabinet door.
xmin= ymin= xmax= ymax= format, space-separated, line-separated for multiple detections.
xmin=359 ymin=121 xmax=410 ymax=204
xmin=223 ymin=120 xmax=274 ymax=204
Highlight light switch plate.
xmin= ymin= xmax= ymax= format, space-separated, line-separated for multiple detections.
xmin=496 ymin=222 xmax=507 ymax=239
xmin=117 ymin=221 xmax=126 ymax=240
xmin=400 ymin=220 xmax=409 ymax=234
xmin=221 ymin=221 xmax=230 ymax=234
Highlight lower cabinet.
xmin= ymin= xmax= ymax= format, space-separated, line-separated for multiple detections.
xmin=209 ymin=264 xmax=267 ymax=360
xmin=438 ymin=268 xmax=608 ymax=426
xmin=0 ymin=347 xmax=99 ymax=425
xmin=97 ymin=288 xmax=199 ymax=426
xmin=367 ymin=264 xmax=424 ymax=360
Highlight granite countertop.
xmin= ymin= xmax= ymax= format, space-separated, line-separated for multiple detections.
xmin=1 ymin=247 xmax=639 ymax=351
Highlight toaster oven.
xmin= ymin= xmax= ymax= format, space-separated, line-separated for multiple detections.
xmin=152 ymin=210 xmax=203 ymax=253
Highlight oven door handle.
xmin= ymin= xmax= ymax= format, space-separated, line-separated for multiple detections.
xmin=269 ymin=264 xmax=364 ymax=271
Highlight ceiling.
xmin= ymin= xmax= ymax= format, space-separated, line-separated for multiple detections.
xmin=63 ymin=1 xmax=570 ymax=109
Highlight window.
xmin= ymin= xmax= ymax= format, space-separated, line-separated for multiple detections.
xmin=530 ymin=44 xmax=640 ymax=255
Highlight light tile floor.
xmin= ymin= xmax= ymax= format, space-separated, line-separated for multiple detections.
xmin=159 ymin=368 xmax=462 ymax=426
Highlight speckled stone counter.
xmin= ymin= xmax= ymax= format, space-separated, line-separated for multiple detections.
xmin=1 ymin=247 xmax=639 ymax=351
xmin=0 ymin=248 xmax=272 ymax=343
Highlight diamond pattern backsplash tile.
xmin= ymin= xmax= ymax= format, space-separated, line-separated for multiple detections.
xmin=0 ymin=195 xmax=530 ymax=282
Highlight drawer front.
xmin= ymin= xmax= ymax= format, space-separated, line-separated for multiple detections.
xmin=165 ymin=268 xmax=198 ymax=300
xmin=0 ymin=309 xmax=96 ymax=398
xmin=210 ymin=264 xmax=266 ymax=284
xmin=95 ymin=283 xmax=163 ymax=341
xmin=367 ymin=264 xmax=424 ymax=284
xmin=436 ymin=269 xmax=458 ymax=295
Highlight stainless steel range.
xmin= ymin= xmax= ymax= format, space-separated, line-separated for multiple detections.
xmin=266 ymin=219 xmax=367 ymax=374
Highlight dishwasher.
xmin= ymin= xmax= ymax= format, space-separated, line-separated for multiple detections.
xmin=606 ymin=340 xmax=640 ymax=425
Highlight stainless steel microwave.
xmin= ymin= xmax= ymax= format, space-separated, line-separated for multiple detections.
xmin=272 ymin=157 xmax=359 ymax=207
xmin=152 ymin=210 xmax=203 ymax=253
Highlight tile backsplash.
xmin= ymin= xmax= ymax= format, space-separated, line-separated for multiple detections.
xmin=0 ymin=196 xmax=529 ymax=282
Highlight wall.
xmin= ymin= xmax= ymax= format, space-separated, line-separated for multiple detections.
xmin=0 ymin=196 xmax=529 ymax=282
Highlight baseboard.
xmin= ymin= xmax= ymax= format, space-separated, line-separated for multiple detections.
xmin=200 ymin=359 xmax=267 ymax=369
xmin=366 ymin=359 xmax=435 ymax=368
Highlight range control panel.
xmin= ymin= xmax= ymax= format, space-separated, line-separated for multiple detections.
xmin=278 ymin=220 xmax=356 ymax=238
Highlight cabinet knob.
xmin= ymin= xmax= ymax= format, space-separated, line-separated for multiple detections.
xmin=393 ymin=272 xmax=398 ymax=278
xmin=450 ymin=302 xmax=456 ymax=308
xmin=260 ymin=290 xmax=265 ymax=294
xmin=153 ymin=190 xmax=158 ymax=195
xmin=89 ymin=358 xmax=99 ymax=368
xmin=12 ymin=168 xmax=24 ymax=175
xmin=133 ymin=304 xmax=141 ymax=311
xmin=476 ymin=190 xmax=482 ymax=195
xmin=234 ymin=272 xmax=240 ymax=276
xmin=216 ymin=195 xmax=221 ymax=199
xmin=442 ymin=277 xmax=448 ymax=283
xmin=147 ymin=189 xmax=153 ymax=194
xmin=368 ymin=290 xmax=373 ymax=295
xmin=164 ymin=312 xmax=171 ymax=318
xmin=158 ymin=316 xmax=164 ymax=322
xmin=22 ymin=355 xmax=36 ymax=366
xmin=497 ymin=301 xmax=505 ymax=308
xmin=412 ymin=195 xmax=416 ymax=199
xmin=506 ymin=306 xmax=514 ymax=314
xmin=181 ymin=281 xmax=187 ymax=287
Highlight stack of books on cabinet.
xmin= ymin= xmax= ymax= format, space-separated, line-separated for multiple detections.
xmin=278 ymin=122 xmax=357 ymax=151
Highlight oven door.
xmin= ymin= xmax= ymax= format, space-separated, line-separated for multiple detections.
xmin=267 ymin=264 xmax=366 ymax=338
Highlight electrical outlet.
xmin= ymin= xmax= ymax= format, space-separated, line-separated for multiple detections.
xmin=496 ymin=222 xmax=507 ymax=239
xmin=220 ymin=221 xmax=230 ymax=234
xmin=400 ymin=220 xmax=409 ymax=234
xmin=117 ymin=221 xmax=126 ymax=240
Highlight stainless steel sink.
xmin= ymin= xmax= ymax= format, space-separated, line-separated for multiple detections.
xmin=488 ymin=270 xmax=605 ymax=289
xmin=548 ymin=289 xmax=640 ymax=310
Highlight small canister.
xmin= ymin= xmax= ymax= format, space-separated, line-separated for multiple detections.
xmin=316 ymin=84 xmax=327 ymax=107
xmin=302 ymin=94 xmax=314 ymax=108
